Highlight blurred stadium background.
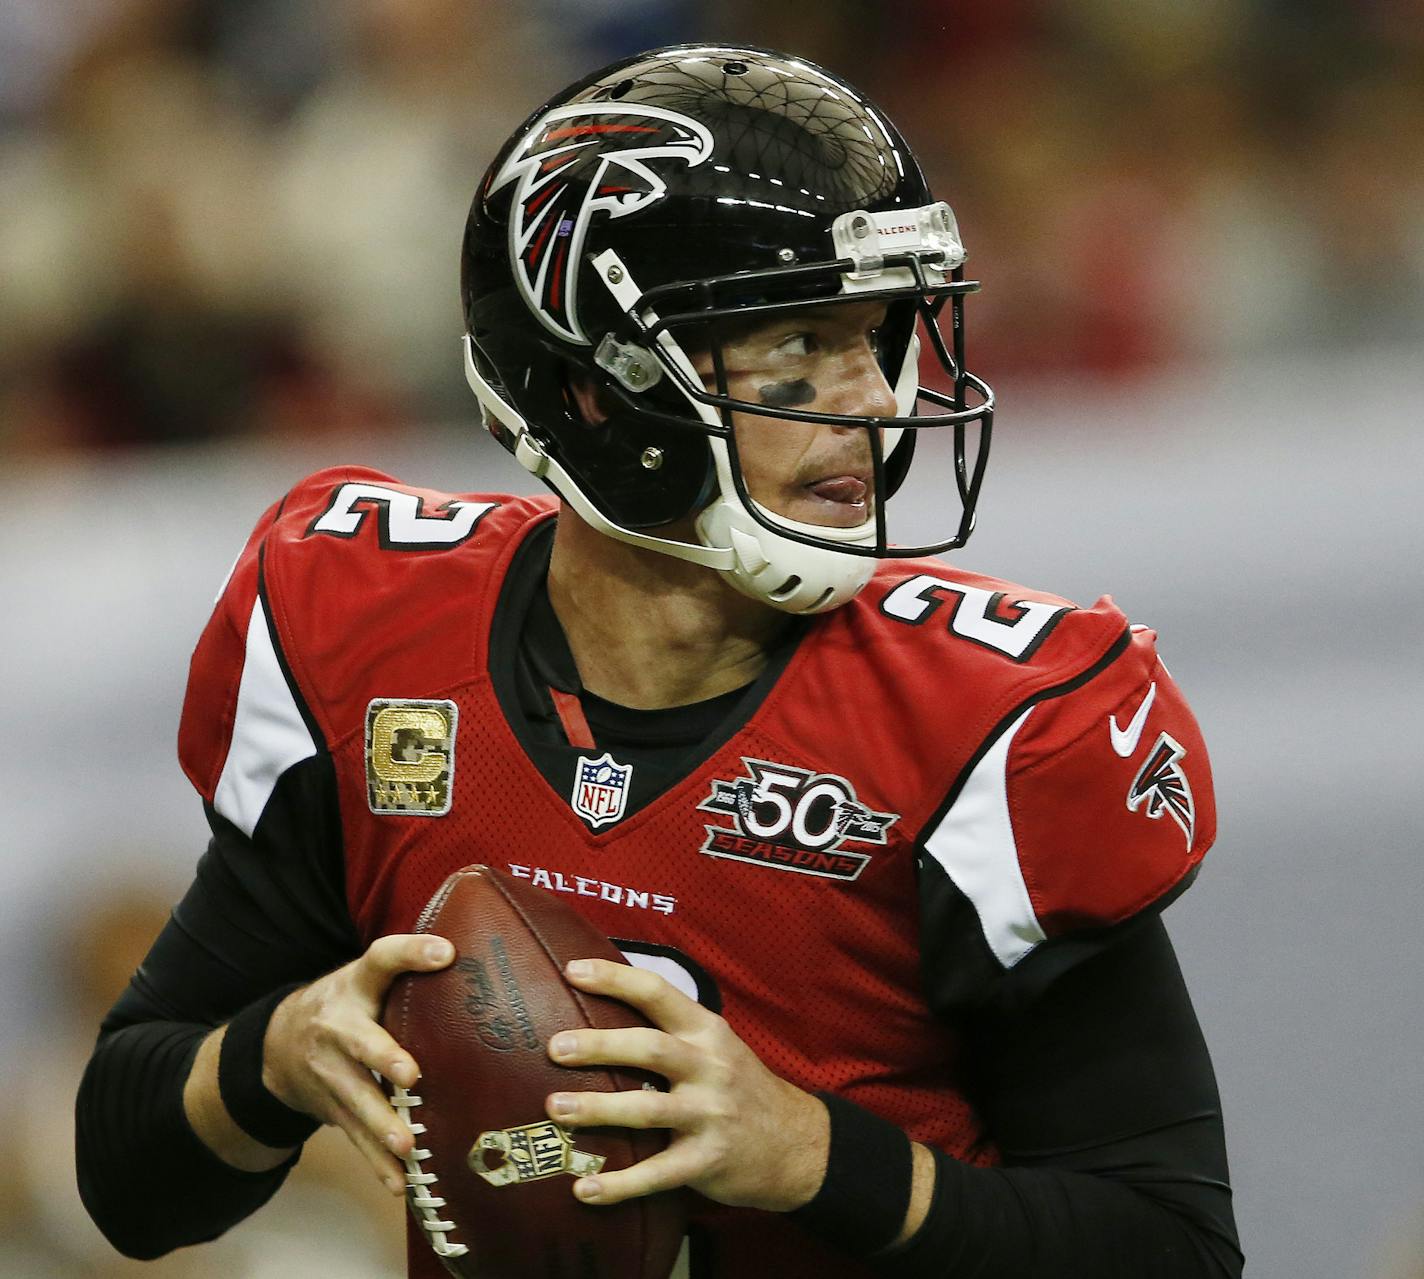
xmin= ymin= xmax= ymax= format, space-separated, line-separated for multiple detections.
xmin=3 ymin=0 xmax=1422 ymax=1275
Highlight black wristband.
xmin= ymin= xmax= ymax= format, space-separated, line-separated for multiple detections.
xmin=217 ymin=984 xmax=322 ymax=1149
xmin=788 ymin=1092 xmax=915 ymax=1258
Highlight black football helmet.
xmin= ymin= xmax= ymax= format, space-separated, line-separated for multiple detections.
xmin=461 ymin=43 xmax=993 ymax=613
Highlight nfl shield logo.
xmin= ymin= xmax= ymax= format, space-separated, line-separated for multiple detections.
xmin=572 ymin=752 xmax=633 ymax=828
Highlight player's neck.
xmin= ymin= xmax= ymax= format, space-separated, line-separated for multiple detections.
xmin=546 ymin=508 xmax=789 ymax=710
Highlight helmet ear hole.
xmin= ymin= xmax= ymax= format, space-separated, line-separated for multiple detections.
xmin=561 ymin=368 xmax=612 ymax=430
xmin=483 ymin=410 xmax=515 ymax=451
xmin=542 ymin=362 xmax=715 ymax=531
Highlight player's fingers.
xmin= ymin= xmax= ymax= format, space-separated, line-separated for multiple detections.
xmin=549 ymin=1026 xmax=696 ymax=1079
xmin=312 ymin=1051 xmax=415 ymax=1158
xmin=547 ymin=1085 xmax=678 ymax=1131
xmin=572 ymin=1146 xmax=698 ymax=1206
xmin=330 ymin=1098 xmax=409 ymax=1196
xmin=330 ymin=1015 xmax=421 ymax=1091
xmin=355 ymin=934 xmax=455 ymax=997
xmin=563 ymin=959 xmax=709 ymax=1036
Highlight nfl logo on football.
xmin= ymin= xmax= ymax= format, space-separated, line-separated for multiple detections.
xmin=572 ymin=752 xmax=632 ymax=828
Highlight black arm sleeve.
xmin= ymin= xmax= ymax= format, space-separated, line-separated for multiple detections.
xmin=75 ymin=754 xmax=362 ymax=1259
xmin=873 ymin=916 xmax=1242 ymax=1277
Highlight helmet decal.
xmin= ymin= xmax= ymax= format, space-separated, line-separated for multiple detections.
xmin=488 ymin=103 xmax=714 ymax=344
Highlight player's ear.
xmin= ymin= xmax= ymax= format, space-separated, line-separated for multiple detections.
xmin=564 ymin=371 xmax=610 ymax=428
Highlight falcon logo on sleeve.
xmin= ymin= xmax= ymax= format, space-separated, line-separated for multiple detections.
xmin=488 ymin=103 xmax=714 ymax=343
xmin=1126 ymin=731 xmax=1196 ymax=847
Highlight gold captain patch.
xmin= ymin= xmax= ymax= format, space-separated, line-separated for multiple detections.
xmin=365 ymin=699 xmax=457 ymax=816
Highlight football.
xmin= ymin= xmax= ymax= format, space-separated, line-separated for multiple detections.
xmin=381 ymin=864 xmax=685 ymax=1279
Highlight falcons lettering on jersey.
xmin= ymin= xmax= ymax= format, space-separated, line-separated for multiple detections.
xmin=488 ymin=103 xmax=714 ymax=343
xmin=698 ymin=759 xmax=899 ymax=882
xmin=1126 ymin=731 xmax=1196 ymax=847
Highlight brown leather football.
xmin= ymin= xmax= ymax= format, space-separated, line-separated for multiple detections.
xmin=381 ymin=864 xmax=685 ymax=1279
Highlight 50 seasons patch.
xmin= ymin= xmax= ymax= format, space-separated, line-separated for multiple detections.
xmin=365 ymin=698 xmax=457 ymax=816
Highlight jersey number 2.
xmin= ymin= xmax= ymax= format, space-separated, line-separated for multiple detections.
xmin=309 ymin=481 xmax=496 ymax=549
xmin=880 ymin=572 xmax=1068 ymax=661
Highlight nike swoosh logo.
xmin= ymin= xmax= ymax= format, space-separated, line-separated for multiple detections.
xmin=1110 ymin=682 xmax=1157 ymax=757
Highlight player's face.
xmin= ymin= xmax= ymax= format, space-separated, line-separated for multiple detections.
xmin=691 ymin=300 xmax=897 ymax=529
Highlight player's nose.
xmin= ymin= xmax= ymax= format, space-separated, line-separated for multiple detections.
xmin=827 ymin=339 xmax=898 ymax=426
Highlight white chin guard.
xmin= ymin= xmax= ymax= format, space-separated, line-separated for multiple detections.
xmin=695 ymin=488 xmax=875 ymax=615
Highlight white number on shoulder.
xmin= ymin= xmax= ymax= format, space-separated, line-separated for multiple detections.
xmin=310 ymin=482 xmax=496 ymax=549
xmin=881 ymin=572 xmax=1069 ymax=661
xmin=612 ymin=939 xmax=723 ymax=1013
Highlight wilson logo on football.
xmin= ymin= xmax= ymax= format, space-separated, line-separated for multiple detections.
xmin=1126 ymin=731 xmax=1196 ymax=848
xmin=698 ymin=759 xmax=898 ymax=881
xmin=453 ymin=940 xmax=539 ymax=1054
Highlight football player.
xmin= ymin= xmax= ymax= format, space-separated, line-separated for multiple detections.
xmin=77 ymin=45 xmax=1242 ymax=1277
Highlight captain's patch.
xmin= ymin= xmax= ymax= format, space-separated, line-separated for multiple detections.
xmin=365 ymin=699 xmax=458 ymax=816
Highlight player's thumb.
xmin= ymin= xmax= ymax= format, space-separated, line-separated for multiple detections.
xmin=359 ymin=933 xmax=456 ymax=993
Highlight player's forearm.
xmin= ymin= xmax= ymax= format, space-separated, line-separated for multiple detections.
xmin=789 ymin=1099 xmax=1238 ymax=1278
xmin=892 ymin=1141 xmax=937 ymax=1246
xmin=878 ymin=1152 xmax=1244 ymax=1278
xmin=76 ymin=1018 xmax=297 ymax=1259
xmin=182 ymin=1023 xmax=298 ymax=1172
xmin=76 ymin=809 xmax=355 ymax=1258
xmin=788 ymin=1092 xmax=927 ymax=1258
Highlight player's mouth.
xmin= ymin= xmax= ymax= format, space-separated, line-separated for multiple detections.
xmin=801 ymin=472 xmax=872 ymax=526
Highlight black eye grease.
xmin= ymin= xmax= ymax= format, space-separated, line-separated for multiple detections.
xmin=757 ymin=379 xmax=816 ymax=408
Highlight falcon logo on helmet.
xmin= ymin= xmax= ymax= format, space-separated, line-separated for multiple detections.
xmin=1126 ymin=731 xmax=1196 ymax=848
xmin=488 ymin=104 xmax=714 ymax=344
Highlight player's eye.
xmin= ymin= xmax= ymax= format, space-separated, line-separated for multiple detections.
xmin=773 ymin=332 xmax=819 ymax=358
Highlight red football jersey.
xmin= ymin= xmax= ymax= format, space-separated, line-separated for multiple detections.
xmin=180 ymin=467 xmax=1216 ymax=1278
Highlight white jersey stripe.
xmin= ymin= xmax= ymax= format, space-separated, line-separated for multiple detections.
xmin=212 ymin=597 xmax=318 ymax=838
xmin=922 ymin=706 xmax=1045 ymax=968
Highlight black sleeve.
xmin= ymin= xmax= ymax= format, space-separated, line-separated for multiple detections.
xmin=75 ymin=754 xmax=362 ymax=1259
xmin=874 ymin=916 xmax=1242 ymax=1277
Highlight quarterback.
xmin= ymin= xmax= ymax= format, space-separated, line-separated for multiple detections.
xmin=77 ymin=45 xmax=1242 ymax=1276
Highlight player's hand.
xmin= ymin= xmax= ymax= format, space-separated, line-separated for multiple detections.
xmin=262 ymin=934 xmax=455 ymax=1194
xmin=543 ymin=958 xmax=829 ymax=1212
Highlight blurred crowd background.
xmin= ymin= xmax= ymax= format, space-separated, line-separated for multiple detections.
xmin=3 ymin=1 xmax=1423 ymax=1277
xmin=3 ymin=0 xmax=1422 ymax=454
